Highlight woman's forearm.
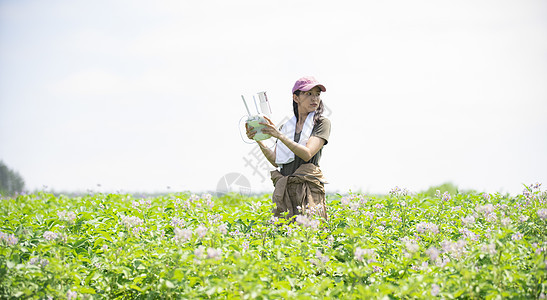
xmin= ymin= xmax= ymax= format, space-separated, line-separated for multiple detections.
xmin=257 ymin=141 xmax=278 ymax=167
xmin=276 ymin=133 xmax=313 ymax=162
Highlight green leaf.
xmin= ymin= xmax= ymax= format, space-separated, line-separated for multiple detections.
xmin=6 ymin=260 xmax=15 ymax=269
xmin=172 ymin=268 xmax=185 ymax=281
xmin=79 ymin=287 xmax=96 ymax=294
xmin=272 ymin=280 xmax=291 ymax=290
xmin=165 ymin=280 xmax=175 ymax=289
xmin=85 ymin=270 xmax=96 ymax=285
xmin=130 ymin=284 xmax=143 ymax=292
xmin=454 ymin=288 xmax=466 ymax=298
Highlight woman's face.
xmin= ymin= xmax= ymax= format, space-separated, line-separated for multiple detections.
xmin=294 ymin=86 xmax=322 ymax=114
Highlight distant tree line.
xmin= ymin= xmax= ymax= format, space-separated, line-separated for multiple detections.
xmin=0 ymin=160 xmax=25 ymax=195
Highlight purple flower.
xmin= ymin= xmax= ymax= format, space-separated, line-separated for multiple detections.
xmin=416 ymin=223 xmax=427 ymax=234
xmin=341 ymin=196 xmax=350 ymax=206
xmin=481 ymin=243 xmax=496 ymax=255
xmin=29 ymin=257 xmax=40 ymax=265
xmin=40 ymin=259 xmax=49 ymax=267
xmin=436 ymin=257 xmax=451 ymax=268
xmin=206 ymin=198 xmax=214 ymax=209
xmin=426 ymin=246 xmax=440 ymax=261
xmin=390 ymin=186 xmax=401 ymax=195
xmin=354 ymin=247 xmax=365 ymax=261
xmin=309 ymin=219 xmax=320 ymax=230
xmin=364 ymin=211 xmax=374 ymax=220
xmin=296 ymin=215 xmax=320 ymax=229
xmin=170 ymin=218 xmax=185 ymax=227
xmin=390 ymin=186 xmax=410 ymax=197
xmin=195 ymin=225 xmax=207 ymax=238
xmin=57 ymin=210 xmax=77 ymax=224
xmin=121 ymin=216 xmax=143 ymax=228
xmin=416 ymin=222 xmax=439 ymax=235
xmin=218 ymin=223 xmax=228 ymax=235
xmin=206 ymin=248 xmax=222 ymax=260
xmin=131 ymin=226 xmax=145 ymax=236
xmin=501 ymin=217 xmax=512 ymax=227
xmin=194 ymin=246 xmax=205 ymax=259
xmin=405 ymin=241 xmax=419 ymax=253
xmin=355 ymin=247 xmax=376 ymax=262
xmin=6 ymin=234 xmax=18 ymax=246
xmin=43 ymin=231 xmax=58 ymax=241
xmin=485 ymin=213 xmax=497 ymax=223
xmin=349 ymin=201 xmax=360 ymax=211
xmin=174 ymin=228 xmax=192 ymax=242
xmin=230 ymin=229 xmax=242 ymax=237
xmin=315 ymin=250 xmax=329 ymax=264
xmin=461 ymin=215 xmax=475 ymax=226
xmin=459 ymin=228 xmax=479 ymax=241
xmin=295 ymin=214 xmax=308 ymax=225
xmin=67 ymin=290 xmax=78 ymax=300
xmin=476 ymin=204 xmax=495 ymax=215
xmin=537 ymin=209 xmax=547 ymax=220
xmin=532 ymin=182 xmax=542 ymax=189
xmin=0 ymin=231 xmax=18 ymax=246
xmin=208 ymin=214 xmax=222 ymax=224
xmin=511 ymin=232 xmax=523 ymax=241
xmin=431 ymin=284 xmax=440 ymax=296
xmin=440 ymin=239 xmax=466 ymax=258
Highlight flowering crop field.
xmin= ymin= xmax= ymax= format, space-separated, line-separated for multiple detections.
xmin=1 ymin=184 xmax=546 ymax=299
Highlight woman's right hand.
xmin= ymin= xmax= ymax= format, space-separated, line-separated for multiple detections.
xmin=245 ymin=123 xmax=256 ymax=140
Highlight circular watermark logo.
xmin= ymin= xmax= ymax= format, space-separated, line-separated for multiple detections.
xmin=216 ymin=172 xmax=251 ymax=196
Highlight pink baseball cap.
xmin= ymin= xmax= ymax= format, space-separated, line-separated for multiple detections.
xmin=292 ymin=76 xmax=326 ymax=94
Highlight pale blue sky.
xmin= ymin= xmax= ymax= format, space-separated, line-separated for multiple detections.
xmin=1 ymin=0 xmax=546 ymax=195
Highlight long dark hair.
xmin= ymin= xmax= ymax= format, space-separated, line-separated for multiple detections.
xmin=293 ymin=90 xmax=324 ymax=125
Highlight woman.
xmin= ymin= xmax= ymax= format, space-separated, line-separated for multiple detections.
xmin=245 ymin=76 xmax=331 ymax=220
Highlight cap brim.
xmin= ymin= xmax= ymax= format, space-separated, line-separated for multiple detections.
xmin=300 ymin=84 xmax=326 ymax=92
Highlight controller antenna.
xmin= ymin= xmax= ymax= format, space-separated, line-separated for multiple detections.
xmin=241 ymin=95 xmax=251 ymax=116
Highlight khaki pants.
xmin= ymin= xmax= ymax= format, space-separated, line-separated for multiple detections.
xmin=286 ymin=181 xmax=328 ymax=219
xmin=271 ymin=163 xmax=328 ymax=220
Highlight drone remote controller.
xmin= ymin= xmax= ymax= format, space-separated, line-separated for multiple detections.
xmin=241 ymin=92 xmax=272 ymax=141
xmin=246 ymin=114 xmax=271 ymax=141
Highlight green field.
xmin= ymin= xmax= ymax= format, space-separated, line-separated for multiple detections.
xmin=1 ymin=185 xmax=546 ymax=299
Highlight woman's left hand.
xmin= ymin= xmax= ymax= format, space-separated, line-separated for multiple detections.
xmin=259 ymin=116 xmax=282 ymax=139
